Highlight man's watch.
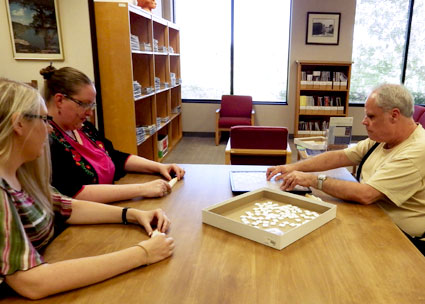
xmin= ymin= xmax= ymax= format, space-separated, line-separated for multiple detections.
xmin=317 ymin=174 xmax=327 ymax=190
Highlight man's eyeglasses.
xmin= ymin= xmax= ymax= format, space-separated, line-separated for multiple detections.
xmin=63 ymin=94 xmax=96 ymax=110
xmin=24 ymin=114 xmax=53 ymax=123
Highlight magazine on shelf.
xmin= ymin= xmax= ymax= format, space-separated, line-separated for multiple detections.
xmin=327 ymin=117 xmax=353 ymax=146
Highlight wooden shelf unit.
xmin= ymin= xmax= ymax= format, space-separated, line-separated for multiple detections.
xmin=94 ymin=1 xmax=182 ymax=161
xmin=294 ymin=60 xmax=352 ymax=138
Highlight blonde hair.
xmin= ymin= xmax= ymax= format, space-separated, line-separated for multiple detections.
xmin=0 ymin=78 xmax=53 ymax=213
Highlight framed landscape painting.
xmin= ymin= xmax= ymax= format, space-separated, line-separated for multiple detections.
xmin=306 ymin=12 xmax=341 ymax=45
xmin=5 ymin=0 xmax=64 ymax=60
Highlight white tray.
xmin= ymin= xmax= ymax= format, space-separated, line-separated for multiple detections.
xmin=202 ymin=188 xmax=336 ymax=250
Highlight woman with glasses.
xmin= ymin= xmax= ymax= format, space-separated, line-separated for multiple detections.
xmin=0 ymin=79 xmax=174 ymax=299
xmin=40 ymin=65 xmax=185 ymax=203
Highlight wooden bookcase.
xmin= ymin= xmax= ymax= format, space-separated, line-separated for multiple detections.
xmin=294 ymin=60 xmax=352 ymax=138
xmin=93 ymin=1 xmax=182 ymax=161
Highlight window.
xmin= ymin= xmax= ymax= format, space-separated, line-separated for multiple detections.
xmin=350 ymin=0 xmax=425 ymax=104
xmin=176 ymin=0 xmax=230 ymax=100
xmin=404 ymin=0 xmax=425 ymax=103
xmin=176 ymin=0 xmax=291 ymax=103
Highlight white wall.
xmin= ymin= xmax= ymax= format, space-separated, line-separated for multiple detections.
xmin=0 ymin=0 xmax=367 ymax=136
xmin=0 ymin=0 xmax=94 ymax=97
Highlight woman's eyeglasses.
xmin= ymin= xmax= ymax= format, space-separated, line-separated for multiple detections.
xmin=24 ymin=114 xmax=53 ymax=123
xmin=63 ymin=94 xmax=97 ymax=110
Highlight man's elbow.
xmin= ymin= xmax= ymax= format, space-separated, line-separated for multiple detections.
xmin=355 ymin=191 xmax=382 ymax=205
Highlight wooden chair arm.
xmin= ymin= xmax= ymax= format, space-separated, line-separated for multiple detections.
xmin=229 ymin=148 xmax=290 ymax=156
xmin=225 ymin=139 xmax=231 ymax=164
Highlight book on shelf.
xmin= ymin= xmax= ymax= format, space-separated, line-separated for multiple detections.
xmin=332 ymin=72 xmax=348 ymax=90
xmin=299 ymin=95 xmax=338 ymax=114
xmin=298 ymin=119 xmax=328 ymax=136
xmin=300 ymin=70 xmax=333 ymax=89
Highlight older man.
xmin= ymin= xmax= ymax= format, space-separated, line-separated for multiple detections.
xmin=267 ymin=84 xmax=425 ymax=254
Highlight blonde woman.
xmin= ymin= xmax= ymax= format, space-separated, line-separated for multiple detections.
xmin=0 ymin=79 xmax=174 ymax=299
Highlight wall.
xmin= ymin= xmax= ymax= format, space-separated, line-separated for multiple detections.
xmin=0 ymin=0 xmax=94 ymax=97
xmin=182 ymin=0 xmax=367 ymax=136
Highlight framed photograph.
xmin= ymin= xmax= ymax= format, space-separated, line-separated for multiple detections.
xmin=306 ymin=12 xmax=341 ymax=45
xmin=5 ymin=0 xmax=64 ymax=60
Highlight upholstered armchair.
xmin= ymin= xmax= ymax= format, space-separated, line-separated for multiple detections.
xmin=225 ymin=126 xmax=292 ymax=165
xmin=414 ymin=105 xmax=425 ymax=128
xmin=413 ymin=105 xmax=425 ymax=124
xmin=215 ymin=95 xmax=255 ymax=145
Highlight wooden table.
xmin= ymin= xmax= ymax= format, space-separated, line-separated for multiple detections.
xmin=2 ymin=165 xmax=425 ymax=303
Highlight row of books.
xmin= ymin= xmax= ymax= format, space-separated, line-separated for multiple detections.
xmin=134 ymin=78 xmax=181 ymax=99
xmin=299 ymin=95 xmax=344 ymax=114
xmin=300 ymin=95 xmax=343 ymax=107
xmin=133 ymin=81 xmax=155 ymax=99
xmin=171 ymin=105 xmax=181 ymax=114
xmin=297 ymin=117 xmax=353 ymax=145
xmin=156 ymin=116 xmax=170 ymax=127
xmin=300 ymin=71 xmax=348 ymax=90
xmin=131 ymin=34 xmax=176 ymax=54
xmin=136 ymin=124 xmax=156 ymax=145
xmin=299 ymin=120 xmax=329 ymax=132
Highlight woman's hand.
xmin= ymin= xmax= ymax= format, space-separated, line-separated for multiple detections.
xmin=137 ymin=234 xmax=175 ymax=265
xmin=158 ymin=164 xmax=185 ymax=180
xmin=140 ymin=179 xmax=171 ymax=197
xmin=128 ymin=208 xmax=171 ymax=235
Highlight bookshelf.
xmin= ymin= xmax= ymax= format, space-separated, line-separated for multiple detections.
xmin=93 ymin=1 xmax=182 ymax=161
xmin=294 ymin=60 xmax=352 ymax=138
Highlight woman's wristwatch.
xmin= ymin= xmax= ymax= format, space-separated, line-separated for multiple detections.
xmin=317 ymin=174 xmax=327 ymax=190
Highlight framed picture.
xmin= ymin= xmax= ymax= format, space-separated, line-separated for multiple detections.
xmin=306 ymin=12 xmax=341 ymax=45
xmin=5 ymin=0 xmax=64 ymax=60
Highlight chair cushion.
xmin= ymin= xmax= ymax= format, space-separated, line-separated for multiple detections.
xmin=230 ymin=126 xmax=288 ymax=149
xmin=220 ymin=95 xmax=252 ymax=117
xmin=218 ymin=117 xmax=252 ymax=128
xmin=413 ymin=105 xmax=425 ymax=122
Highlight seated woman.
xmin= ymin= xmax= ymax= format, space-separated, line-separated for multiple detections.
xmin=40 ymin=65 xmax=185 ymax=203
xmin=0 ymin=79 xmax=174 ymax=299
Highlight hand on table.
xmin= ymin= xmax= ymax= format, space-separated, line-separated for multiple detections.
xmin=141 ymin=179 xmax=171 ymax=197
xmin=266 ymin=164 xmax=295 ymax=181
xmin=276 ymin=171 xmax=316 ymax=191
xmin=137 ymin=234 xmax=175 ymax=265
xmin=130 ymin=208 xmax=171 ymax=236
xmin=159 ymin=163 xmax=185 ymax=181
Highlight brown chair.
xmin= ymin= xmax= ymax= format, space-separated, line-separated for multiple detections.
xmin=225 ymin=126 xmax=291 ymax=165
xmin=215 ymin=95 xmax=255 ymax=145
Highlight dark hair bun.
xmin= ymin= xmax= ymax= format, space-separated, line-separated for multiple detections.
xmin=39 ymin=65 xmax=57 ymax=80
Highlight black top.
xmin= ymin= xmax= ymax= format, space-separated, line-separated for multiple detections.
xmin=49 ymin=121 xmax=130 ymax=197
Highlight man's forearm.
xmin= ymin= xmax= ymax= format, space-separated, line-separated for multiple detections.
xmin=317 ymin=177 xmax=383 ymax=205
xmin=294 ymin=150 xmax=355 ymax=172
